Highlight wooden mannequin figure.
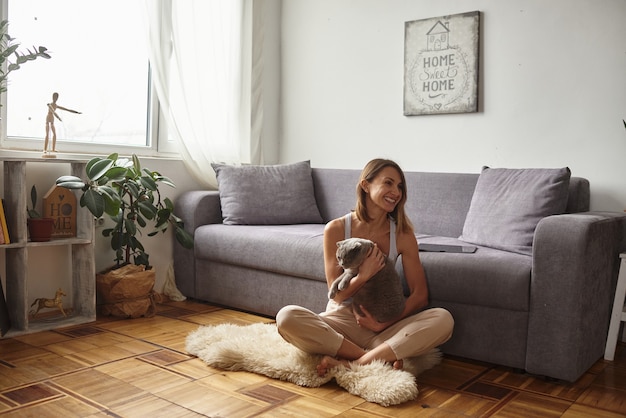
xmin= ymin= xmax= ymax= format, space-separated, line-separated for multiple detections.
xmin=43 ymin=92 xmax=81 ymax=158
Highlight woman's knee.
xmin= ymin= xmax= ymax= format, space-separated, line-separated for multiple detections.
xmin=433 ymin=307 xmax=455 ymax=336
xmin=276 ymin=305 xmax=304 ymax=333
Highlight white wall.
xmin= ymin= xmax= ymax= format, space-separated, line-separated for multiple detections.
xmin=279 ymin=0 xmax=626 ymax=211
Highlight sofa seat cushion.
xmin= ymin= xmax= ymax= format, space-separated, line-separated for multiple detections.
xmin=416 ymin=236 xmax=532 ymax=311
xmin=195 ymin=224 xmax=326 ymax=282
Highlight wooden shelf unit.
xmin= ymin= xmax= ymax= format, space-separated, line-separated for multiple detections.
xmin=1 ymin=157 xmax=96 ymax=336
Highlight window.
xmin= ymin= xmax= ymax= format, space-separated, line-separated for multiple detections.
xmin=2 ymin=0 xmax=169 ymax=155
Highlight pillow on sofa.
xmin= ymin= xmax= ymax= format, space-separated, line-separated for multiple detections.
xmin=212 ymin=161 xmax=323 ymax=225
xmin=459 ymin=166 xmax=571 ymax=255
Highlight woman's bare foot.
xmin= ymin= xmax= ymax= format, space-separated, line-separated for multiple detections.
xmin=317 ymin=355 xmax=347 ymax=376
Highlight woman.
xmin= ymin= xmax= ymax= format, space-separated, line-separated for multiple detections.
xmin=276 ymin=158 xmax=454 ymax=376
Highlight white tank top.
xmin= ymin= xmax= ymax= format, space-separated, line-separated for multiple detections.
xmin=343 ymin=213 xmax=398 ymax=262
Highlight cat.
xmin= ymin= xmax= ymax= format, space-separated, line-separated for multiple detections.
xmin=328 ymin=237 xmax=406 ymax=323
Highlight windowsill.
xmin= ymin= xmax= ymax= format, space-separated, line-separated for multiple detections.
xmin=0 ymin=148 xmax=182 ymax=163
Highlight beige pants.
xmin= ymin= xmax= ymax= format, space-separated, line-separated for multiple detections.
xmin=276 ymin=300 xmax=454 ymax=360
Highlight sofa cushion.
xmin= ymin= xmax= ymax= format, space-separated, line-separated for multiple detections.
xmin=212 ymin=161 xmax=323 ymax=225
xmin=415 ymin=236 xmax=532 ymax=311
xmin=459 ymin=167 xmax=571 ymax=255
xmin=195 ymin=224 xmax=327 ymax=281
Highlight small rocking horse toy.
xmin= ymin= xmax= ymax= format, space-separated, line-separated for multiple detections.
xmin=30 ymin=288 xmax=67 ymax=317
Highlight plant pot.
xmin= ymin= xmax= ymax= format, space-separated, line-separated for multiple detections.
xmin=96 ymin=264 xmax=156 ymax=318
xmin=27 ymin=218 xmax=55 ymax=242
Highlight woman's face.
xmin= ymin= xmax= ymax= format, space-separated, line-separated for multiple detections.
xmin=363 ymin=166 xmax=403 ymax=213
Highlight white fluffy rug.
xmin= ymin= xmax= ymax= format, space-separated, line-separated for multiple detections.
xmin=186 ymin=322 xmax=441 ymax=406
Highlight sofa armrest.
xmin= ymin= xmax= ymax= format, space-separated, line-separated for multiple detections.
xmin=173 ymin=190 xmax=222 ymax=298
xmin=527 ymin=211 xmax=626 ymax=381
xmin=175 ymin=190 xmax=223 ymax=234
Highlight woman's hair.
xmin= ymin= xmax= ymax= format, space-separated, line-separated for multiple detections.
xmin=354 ymin=158 xmax=414 ymax=234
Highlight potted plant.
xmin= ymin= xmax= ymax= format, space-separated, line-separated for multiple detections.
xmin=27 ymin=185 xmax=54 ymax=242
xmin=0 ymin=19 xmax=51 ymax=101
xmin=56 ymin=153 xmax=194 ymax=317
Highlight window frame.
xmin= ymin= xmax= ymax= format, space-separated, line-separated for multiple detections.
xmin=0 ymin=1 xmax=176 ymax=158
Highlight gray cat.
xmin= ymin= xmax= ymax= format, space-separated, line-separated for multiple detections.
xmin=328 ymin=238 xmax=406 ymax=323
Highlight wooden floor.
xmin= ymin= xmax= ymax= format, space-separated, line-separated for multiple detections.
xmin=0 ymin=299 xmax=625 ymax=417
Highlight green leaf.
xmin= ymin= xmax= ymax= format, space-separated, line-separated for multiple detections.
xmin=101 ymin=190 xmax=121 ymax=217
xmin=175 ymin=226 xmax=194 ymax=249
xmin=30 ymin=184 xmax=37 ymax=208
xmin=160 ymin=178 xmax=176 ymax=188
xmin=98 ymin=185 xmax=120 ymax=203
xmin=132 ymin=154 xmax=141 ymax=173
xmin=124 ymin=218 xmax=137 ymax=236
xmin=57 ymin=180 xmax=86 ymax=190
xmin=136 ymin=214 xmax=147 ymax=228
xmin=134 ymin=252 xmax=149 ymax=267
xmin=56 ymin=175 xmax=82 ymax=184
xmin=81 ymin=189 xmax=105 ymax=218
xmin=103 ymin=166 xmax=127 ymax=181
xmin=125 ymin=182 xmax=140 ymax=199
xmin=130 ymin=236 xmax=144 ymax=252
xmin=138 ymin=201 xmax=157 ymax=219
xmin=110 ymin=231 xmax=123 ymax=251
xmin=86 ymin=158 xmax=114 ymax=181
xmin=139 ymin=175 xmax=157 ymax=191
xmin=85 ymin=157 xmax=100 ymax=173
xmin=155 ymin=208 xmax=171 ymax=229
xmin=5 ymin=44 xmax=18 ymax=55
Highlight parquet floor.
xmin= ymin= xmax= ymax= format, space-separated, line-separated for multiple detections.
xmin=0 ymin=299 xmax=625 ymax=417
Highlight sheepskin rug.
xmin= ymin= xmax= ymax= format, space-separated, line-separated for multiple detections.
xmin=186 ymin=322 xmax=441 ymax=406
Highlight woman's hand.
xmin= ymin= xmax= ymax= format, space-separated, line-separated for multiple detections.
xmin=356 ymin=244 xmax=386 ymax=284
xmin=354 ymin=305 xmax=390 ymax=332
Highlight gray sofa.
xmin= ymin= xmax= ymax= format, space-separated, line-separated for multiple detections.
xmin=174 ymin=164 xmax=626 ymax=382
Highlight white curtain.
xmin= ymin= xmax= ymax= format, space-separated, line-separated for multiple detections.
xmin=142 ymin=0 xmax=263 ymax=188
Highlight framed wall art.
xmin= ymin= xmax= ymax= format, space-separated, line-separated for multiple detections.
xmin=404 ymin=11 xmax=480 ymax=116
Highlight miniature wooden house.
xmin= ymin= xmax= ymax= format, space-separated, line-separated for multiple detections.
xmin=43 ymin=185 xmax=77 ymax=238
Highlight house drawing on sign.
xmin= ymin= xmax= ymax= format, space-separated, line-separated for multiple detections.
xmin=427 ymin=21 xmax=449 ymax=51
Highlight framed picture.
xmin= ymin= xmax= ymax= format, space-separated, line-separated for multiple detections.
xmin=404 ymin=11 xmax=480 ymax=116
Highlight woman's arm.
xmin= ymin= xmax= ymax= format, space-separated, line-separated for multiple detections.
xmin=323 ymin=219 xmax=385 ymax=304
xmin=397 ymin=231 xmax=429 ymax=312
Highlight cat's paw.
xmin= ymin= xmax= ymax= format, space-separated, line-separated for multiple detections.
xmin=338 ymin=274 xmax=354 ymax=291
xmin=328 ymin=282 xmax=340 ymax=299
